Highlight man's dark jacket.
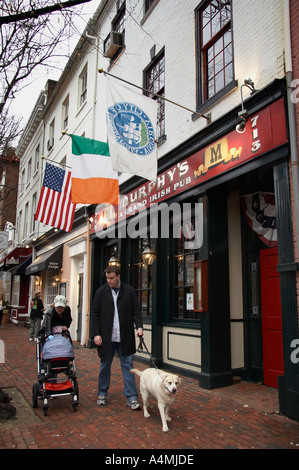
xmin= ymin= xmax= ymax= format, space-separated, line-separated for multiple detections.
xmin=91 ymin=281 xmax=143 ymax=360
xmin=30 ymin=297 xmax=44 ymax=319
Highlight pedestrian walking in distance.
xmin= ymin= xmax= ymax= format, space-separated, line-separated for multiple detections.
xmin=29 ymin=291 xmax=44 ymax=341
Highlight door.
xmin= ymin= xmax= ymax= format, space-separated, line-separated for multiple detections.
xmin=260 ymin=246 xmax=284 ymax=387
xmin=76 ymin=274 xmax=83 ymax=342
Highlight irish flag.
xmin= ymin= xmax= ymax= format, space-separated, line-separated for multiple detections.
xmin=70 ymin=134 xmax=119 ymax=205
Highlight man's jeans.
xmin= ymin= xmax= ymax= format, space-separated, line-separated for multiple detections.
xmin=30 ymin=317 xmax=41 ymax=339
xmin=98 ymin=342 xmax=138 ymax=402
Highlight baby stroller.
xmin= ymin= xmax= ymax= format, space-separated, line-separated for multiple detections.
xmin=32 ymin=328 xmax=79 ymax=415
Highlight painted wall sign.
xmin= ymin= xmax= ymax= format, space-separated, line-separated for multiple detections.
xmin=91 ymin=98 xmax=287 ymax=234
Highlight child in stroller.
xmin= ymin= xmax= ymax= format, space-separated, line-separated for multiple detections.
xmin=32 ymin=295 xmax=79 ymax=415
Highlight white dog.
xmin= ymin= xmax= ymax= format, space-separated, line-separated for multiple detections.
xmin=131 ymin=368 xmax=181 ymax=432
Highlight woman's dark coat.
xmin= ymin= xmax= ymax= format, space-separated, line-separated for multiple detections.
xmin=91 ymin=281 xmax=143 ymax=360
xmin=40 ymin=306 xmax=72 ymax=338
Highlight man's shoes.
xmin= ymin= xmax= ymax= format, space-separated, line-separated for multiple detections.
xmin=97 ymin=396 xmax=106 ymax=406
xmin=127 ymin=400 xmax=141 ymax=410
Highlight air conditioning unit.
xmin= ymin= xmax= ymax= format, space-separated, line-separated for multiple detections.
xmin=103 ymin=31 xmax=124 ymax=58
xmin=47 ymin=138 xmax=54 ymax=151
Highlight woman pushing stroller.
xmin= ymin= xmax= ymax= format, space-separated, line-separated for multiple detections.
xmin=33 ymin=295 xmax=78 ymax=414
xmin=40 ymin=295 xmax=72 ymax=342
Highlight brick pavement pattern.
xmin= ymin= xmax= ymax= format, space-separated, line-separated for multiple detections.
xmin=0 ymin=323 xmax=299 ymax=450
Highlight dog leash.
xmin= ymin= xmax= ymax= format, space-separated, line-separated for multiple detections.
xmin=137 ymin=336 xmax=161 ymax=376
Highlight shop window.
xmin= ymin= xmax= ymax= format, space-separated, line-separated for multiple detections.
xmin=196 ymin=0 xmax=235 ymax=109
xmin=46 ymin=269 xmax=59 ymax=305
xmin=174 ymin=236 xmax=200 ymax=320
xmin=144 ymin=49 xmax=165 ymax=142
xmin=11 ymin=275 xmax=20 ymax=306
xmin=133 ymin=239 xmax=152 ymax=318
xmin=172 ymin=198 xmax=208 ymax=320
xmin=193 ymin=260 xmax=208 ymax=312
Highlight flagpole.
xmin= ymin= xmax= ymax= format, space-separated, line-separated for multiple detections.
xmin=41 ymin=155 xmax=72 ymax=169
xmin=98 ymin=68 xmax=211 ymax=123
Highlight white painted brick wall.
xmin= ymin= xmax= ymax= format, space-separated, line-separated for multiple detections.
xmin=16 ymin=0 xmax=288 ymax=240
xmin=103 ymin=0 xmax=287 ymax=174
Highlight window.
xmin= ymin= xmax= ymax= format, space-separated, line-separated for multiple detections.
xmin=113 ymin=2 xmax=125 ymax=33
xmin=170 ymin=198 xmax=207 ymax=320
xmin=142 ymin=0 xmax=160 ymax=23
xmin=21 ymin=169 xmax=25 ymax=193
xmin=47 ymin=269 xmax=59 ymax=305
xmin=34 ymin=145 xmax=40 ymax=173
xmin=144 ymin=50 xmax=165 ymax=141
xmin=196 ymin=0 xmax=234 ymax=106
xmin=79 ymin=65 xmax=88 ymax=107
xmin=27 ymin=159 xmax=32 ymax=184
xmin=133 ymin=239 xmax=152 ymax=318
xmin=62 ymin=95 xmax=69 ymax=130
xmin=144 ymin=0 xmax=156 ymax=13
xmin=173 ymin=232 xmax=200 ymax=320
xmin=18 ymin=210 xmax=22 ymax=241
xmin=103 ymin=2 xmax=125 ymax=60
xmin=48 ymin=120 xmax=55 ymax=151
xmin=24 ymin=202 xmax=29 ymax=238
xmin=32 ymin=192 xmax=37 ymax=233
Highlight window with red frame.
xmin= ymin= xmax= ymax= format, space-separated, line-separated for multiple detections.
xmin=144 ymin=51 xmax=165 ymax=141
xmin=197 ymin=0 xmax=233 ymax=103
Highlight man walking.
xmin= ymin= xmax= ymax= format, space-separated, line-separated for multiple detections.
xmin=92 ymin=265 xmax=143 ymax=410
xmin=29 ymin=291 xmax=44 ymax=341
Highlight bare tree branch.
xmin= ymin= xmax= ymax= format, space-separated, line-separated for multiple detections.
xmin=0 ymin=0 xmax=90 ymax=113
xmin=0 ymin=0 xmax=92 ymax=25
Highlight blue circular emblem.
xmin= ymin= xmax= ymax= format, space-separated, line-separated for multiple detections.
xmin=107 ymin=102 xmax=156 ymax=155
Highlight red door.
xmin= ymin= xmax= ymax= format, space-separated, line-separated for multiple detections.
xmin=260 ymin=247 xmax=284 ymax=388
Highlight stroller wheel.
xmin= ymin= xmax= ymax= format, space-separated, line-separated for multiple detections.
xmin=32 ymin=383 xmax=38 ymax=408
xmin=72 ymin=378 xmax=79 ymax=411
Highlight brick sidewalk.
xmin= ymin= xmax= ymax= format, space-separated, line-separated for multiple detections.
xmin=0 ymin=323 xmax=299 ymax=451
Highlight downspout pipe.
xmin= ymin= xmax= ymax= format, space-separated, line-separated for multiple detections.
xmin=284 ymin=0 xmax=299 ymax=255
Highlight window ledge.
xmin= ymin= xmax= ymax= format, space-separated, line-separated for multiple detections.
xmin=157 ymin=134 xmax=167 ymax=147
xmin=192 ymin=80 xmax=238 ymax=121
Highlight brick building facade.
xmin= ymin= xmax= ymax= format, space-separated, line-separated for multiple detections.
xmin=0 ymin=149 xmax=19 ymax=231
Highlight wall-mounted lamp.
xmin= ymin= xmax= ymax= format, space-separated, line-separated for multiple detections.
xmin=236 ymin=117 xmax=247 ymax=134
xmin=108 ymin=255 xmax=120 ymax=267
xmin=236 ymin=78 xmax=257 ymax=134
xmin=108 ymin=247 xmax=120 ymax=267
xmin=142 ymin=244 xmax=156 ymax=266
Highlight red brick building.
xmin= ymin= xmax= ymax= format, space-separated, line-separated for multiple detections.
xmin=0 ymin=149 xmax=19 ymax=231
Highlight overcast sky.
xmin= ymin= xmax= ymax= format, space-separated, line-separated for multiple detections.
xmin=9 ymin=0 xmax=102 ymax=125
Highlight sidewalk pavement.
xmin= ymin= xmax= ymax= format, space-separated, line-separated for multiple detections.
xmin=0 ymin=322 xmax=299 ymax=455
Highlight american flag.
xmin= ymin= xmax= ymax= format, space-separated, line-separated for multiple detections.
xmin=35 ymin=163 xmax=76 ymax=232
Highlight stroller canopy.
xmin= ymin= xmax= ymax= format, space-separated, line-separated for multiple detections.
xmin=42 ymin=335 xmax=74 ymax=360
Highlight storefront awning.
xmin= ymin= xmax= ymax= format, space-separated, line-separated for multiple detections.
xmin=10 ymin=255 xmax=32 ymax=275
xmin=25 ymin=246 xmax=62 ymax=275
xmin=0 ymin=246 xmax=32 ymax=271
